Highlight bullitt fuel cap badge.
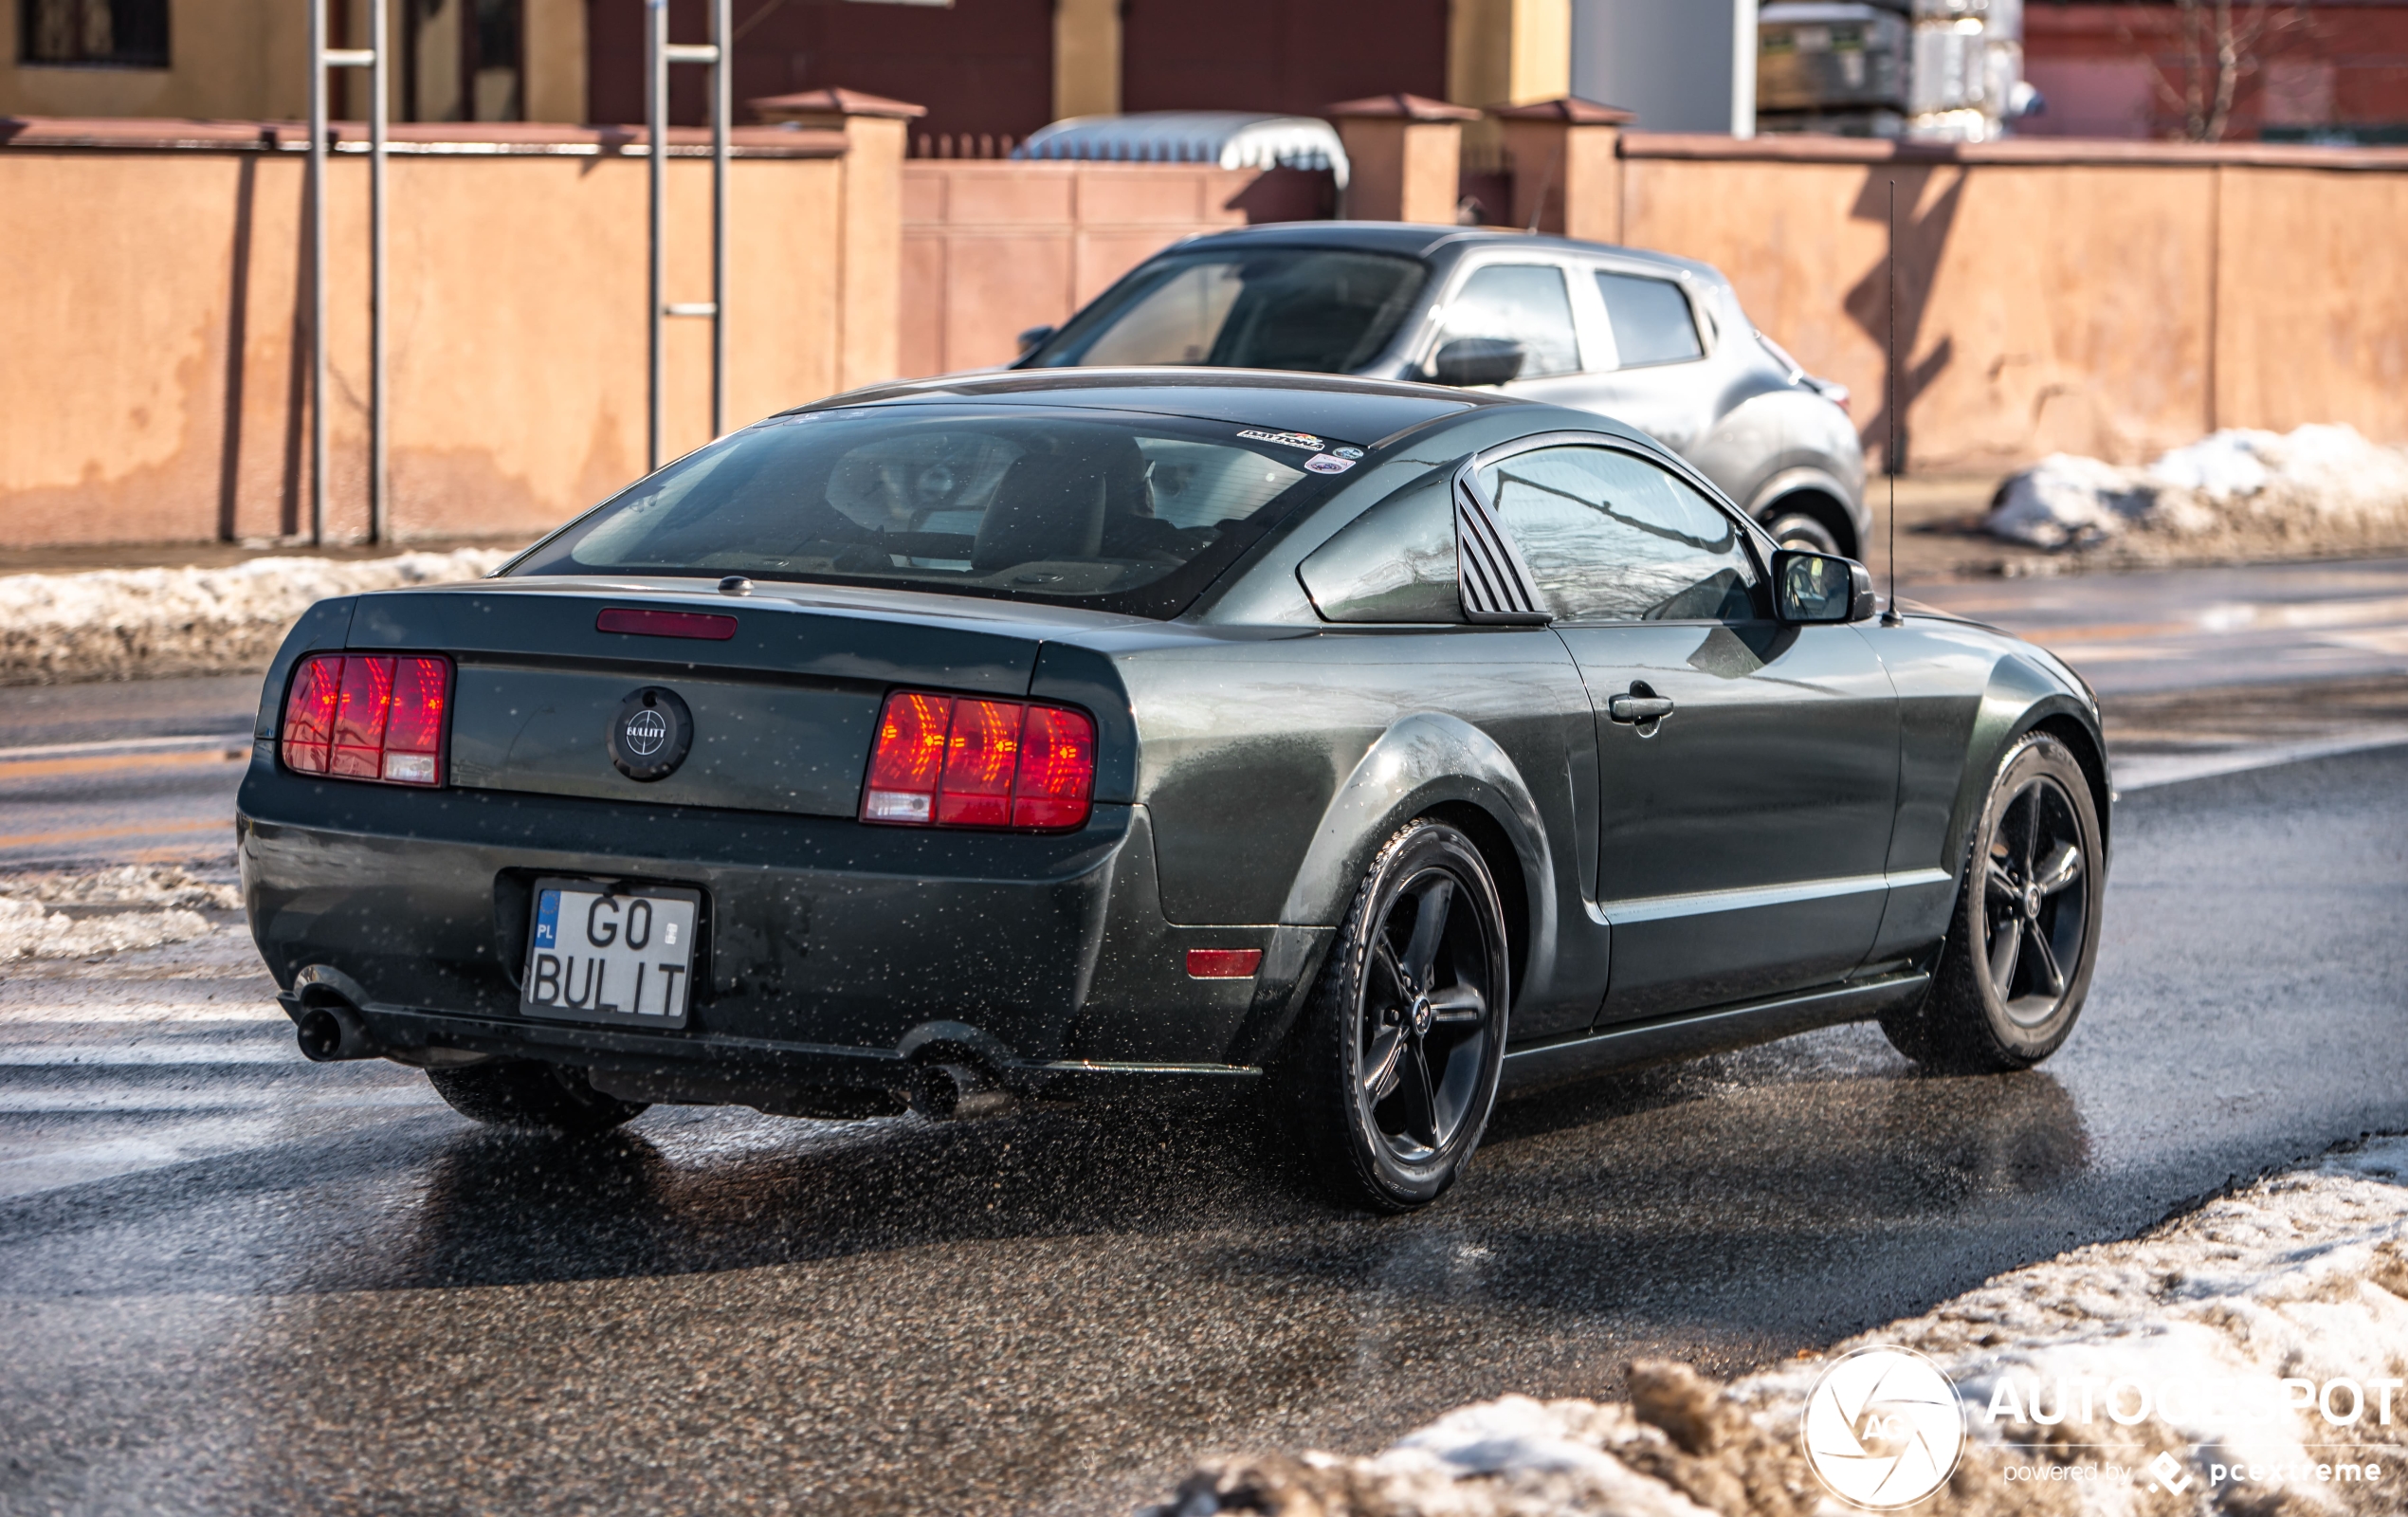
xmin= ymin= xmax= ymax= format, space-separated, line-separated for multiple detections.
xmin=609 ymin=687 xmax=693 ymax=781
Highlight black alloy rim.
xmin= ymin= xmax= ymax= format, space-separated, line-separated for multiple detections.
xmin=1980 ymin=775 xmax=2089 ymax=1027
xmin=1357 ymin=866 xmax=1496 ymax=1162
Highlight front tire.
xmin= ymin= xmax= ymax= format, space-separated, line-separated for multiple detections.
xmin=425 ymin=1059 xmax=648 ymax=1135
xmin=1279 ymin=819 xmax=1509 ymax=1212
xmin=1881 ymin=732 xmax=2104 ymax=1072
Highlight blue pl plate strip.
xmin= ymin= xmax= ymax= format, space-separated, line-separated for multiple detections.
xmin=534 ymin=889 xmax=559 ymax=950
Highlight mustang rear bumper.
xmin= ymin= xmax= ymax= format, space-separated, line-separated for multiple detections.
xmin=236 ymin=751 xmax=1302 ymax=1103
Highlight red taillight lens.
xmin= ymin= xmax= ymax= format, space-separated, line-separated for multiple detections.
xmin=281 ymin=651 xmax=450 ymax=786
xmin=1013 ymin=705 xmax=1097 ymax=830
xmin=329 ymin=655 xmax=394 ymax=777
xmin=861 ymin=689 xmax=1094 ymax=832
xmin=937 ymin=698 xmax=1023 ymax=827
xmin=281 ymin=654 xmax=344 ymax=774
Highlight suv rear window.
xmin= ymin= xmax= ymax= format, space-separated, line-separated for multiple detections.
xmin=1026 ymin=248 xmax=1427 ymax=373
xmin=507 ymin=407 xmax=1354 ymax=618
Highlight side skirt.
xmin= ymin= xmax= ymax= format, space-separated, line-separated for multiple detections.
xmin=1498 ymin=970 xmax=1930 ymax=1094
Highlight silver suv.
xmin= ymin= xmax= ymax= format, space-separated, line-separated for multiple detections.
xmin=1015 ymin=223 xmax=1868 ymax=556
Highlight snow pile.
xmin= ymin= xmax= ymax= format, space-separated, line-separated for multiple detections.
xmin=0 ymin=864 xmax=242 ymax=912
xmin=1988 ymin=425 xmax=2408 ymax=557
xmin=1146 ymin=1138 xmax=2408 ymax=1516
xmin=0 ymin=898 xmax=214 ymax=960
xmin=0 ymin=547 xmax=513 ymax=685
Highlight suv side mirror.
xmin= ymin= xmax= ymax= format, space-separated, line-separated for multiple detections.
xmin=1772 ymin=549 xmax=1875 ymax=624
xmin=1430 ymin=337 xmax=1525 ymax=388
xmin=1014 ymin=323 xmax=1057 ymax=354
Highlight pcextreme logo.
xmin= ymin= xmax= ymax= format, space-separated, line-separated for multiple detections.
xmin=1800 ymin=1346 xmax=1967 ymax=1509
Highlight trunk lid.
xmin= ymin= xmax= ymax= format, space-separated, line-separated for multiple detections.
xmin=346 ymin=577 xmax=1085 ymax=818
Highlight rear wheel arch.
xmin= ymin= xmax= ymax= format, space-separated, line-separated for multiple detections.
xmin=1275 ymin=713 xmax=1556 ymax=990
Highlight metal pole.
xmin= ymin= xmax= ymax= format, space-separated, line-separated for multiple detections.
xmin=307 ymin=0 xmax=329 ymax=548
xmin=710 ymin=0 xmax=729 ymax=440
xmin=368 ymin=0 xmax=390 ymax=544
xmin=648 ymin=0 xmax=668 ymax=472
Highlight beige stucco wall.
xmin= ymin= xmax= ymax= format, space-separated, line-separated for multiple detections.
xmin=1621 ymin=139 xmax=2408 ymax=472
xmin=898 ymin=160 xmax=1261 ymax=378
xmin=0 ymin=135 xmax=861 ymax=548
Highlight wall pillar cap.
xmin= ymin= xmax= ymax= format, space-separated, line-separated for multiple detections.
xmin=1323 ymin=93 xmax=1482 ymax=122
xmin=1491 ymin=97 xmax=1636 ymax=125
xmin=749 ymin=88 xmax=929 ymax=126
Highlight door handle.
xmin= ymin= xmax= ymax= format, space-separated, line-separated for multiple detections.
xmin=1608 ymin=694 xmax=1675 ymax=724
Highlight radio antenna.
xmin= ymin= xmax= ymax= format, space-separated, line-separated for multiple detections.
xmin=1881 ymin=177 xmax=1904 ymax=627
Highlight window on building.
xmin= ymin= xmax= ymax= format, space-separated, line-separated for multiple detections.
xmin=21 ymin=0 xmax=169 ymax=66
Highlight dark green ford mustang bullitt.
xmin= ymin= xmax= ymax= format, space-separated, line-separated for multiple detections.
xmin=238 ymin=370 xmax=2108 ymax=1211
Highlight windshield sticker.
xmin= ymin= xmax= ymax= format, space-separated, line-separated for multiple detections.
xmin=1237 ymin=429 xmax=1327 ymax=452
xmin=1304 ymin=454 xmax=1358 ymax=474
xmin=1330 ymin=446 xmax=1364 ymax=460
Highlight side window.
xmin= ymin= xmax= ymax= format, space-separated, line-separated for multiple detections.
xmin=1476 ymin=446 xmax=1759 ymax=623
xmin=1595 ymin=271 xmax=1705 ymax=368
xmin=1436 ymin=265 xmax=1581 ymax=378
xmin=1297 ymin=471 xmax=1463 ymax=624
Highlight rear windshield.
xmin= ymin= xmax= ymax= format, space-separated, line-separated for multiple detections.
xmin=1025 ymin=248 xmax=1427 ymax=374
xmin=507 ymin=407 xmax=1358 ymax=618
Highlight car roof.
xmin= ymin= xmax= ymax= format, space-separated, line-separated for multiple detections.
xmin=794 ymin=367 xmax=1521 ymax=450
xmin=1152 ymin=220 xmax=1724 ymax=283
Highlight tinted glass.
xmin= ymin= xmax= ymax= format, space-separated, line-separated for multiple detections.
xmin=1595 ymin=271 xmax=1704 ymax=367
xmin=1437 ymin=265 xmax=1580 ymax=378
xmin=1476 ymin=446 xmax=1758 ymax=622
xmin=1297 ymin=470 xmax=1463 ymax=624
xmin=510 ymin=409 xmax=1344 ymax=618
xmin=1029 ymin=249 xmax=1427 ymax=373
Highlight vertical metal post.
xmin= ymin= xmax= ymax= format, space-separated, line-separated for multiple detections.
xmin=710 ymin=0 xmax=730 ymax=440
xmin=368 ymin=0 xmax=390 ymax=543
xmin=307 ymin=0 xmax=329 ymax=548
xmin=647 ymin=0 xmax=668 ymax=472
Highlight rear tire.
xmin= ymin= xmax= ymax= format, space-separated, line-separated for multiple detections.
xmin=426 ymin=1060 xmax=648 ymax=1135
xmin=1881 ymin=732 xmax=2104 ymax=1072
xmin=1277 ymin=819 xmax=1509 ymax=1212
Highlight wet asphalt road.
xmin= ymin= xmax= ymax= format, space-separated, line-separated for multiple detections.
xmin=3 ymin=736 xmax=2405 ymax=1514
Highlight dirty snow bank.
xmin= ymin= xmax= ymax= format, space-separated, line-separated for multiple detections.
xmin=1146 ymin=1138 xmax=2408 ymax=1516
xmin=1987 ymin=425 xmax=2408 ymax=557
xmin=0 ymin=866 xmax=240 ymax=960
xmin=0 ymin=548 xmax=513 ymax=685
xmin=0 ymin=899 xmax=213 ymax=960
xmin=0 ymin=865 xmax=242 ymax=913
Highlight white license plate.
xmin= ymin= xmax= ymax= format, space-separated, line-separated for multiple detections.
xmin=521 ymin=880 xmax=701 ymax=1029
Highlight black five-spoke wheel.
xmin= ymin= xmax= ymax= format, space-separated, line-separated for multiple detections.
xmin=1881 ymin=731 xmax=2106 ymax=1072
xmin=1284 ymin=818 xmax=1508 ymax=1211
xmin=1979 ymin=774 xmax=2089 ymax=1025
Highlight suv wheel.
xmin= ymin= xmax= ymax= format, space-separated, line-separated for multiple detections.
xmin=1760 ymin=505 xmax=1844 ymax=556
xmin=1280 ymin=819 xmax=1509 ymax=1211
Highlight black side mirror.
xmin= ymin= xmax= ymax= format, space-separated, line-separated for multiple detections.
xmin=1014 ymin=323 xmax=1057 ymax=354
xmin=1772 ymin=549 xmax=1875 ymax=624
xmin=1430 ymin=337 xmax=1525 ymax=388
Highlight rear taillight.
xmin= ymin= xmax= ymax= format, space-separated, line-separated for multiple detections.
xmin=862 ymin=689 xmax=1095 ymax=832
xmin=281 ymin=652 xmax=451 ymax=785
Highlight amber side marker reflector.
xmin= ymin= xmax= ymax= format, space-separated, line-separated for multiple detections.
xmin=596 ymin=608 xmax=738 ymax=640
xmin=1186 ymin=948 xmax=1263 ymax=979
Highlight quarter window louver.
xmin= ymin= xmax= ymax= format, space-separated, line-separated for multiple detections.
xmin=1454 ymin=469 xmax=1549 ymax=623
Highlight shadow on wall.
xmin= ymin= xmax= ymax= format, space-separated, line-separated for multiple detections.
xmin=1845 ymin=165 xmax=1965 ymax=474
